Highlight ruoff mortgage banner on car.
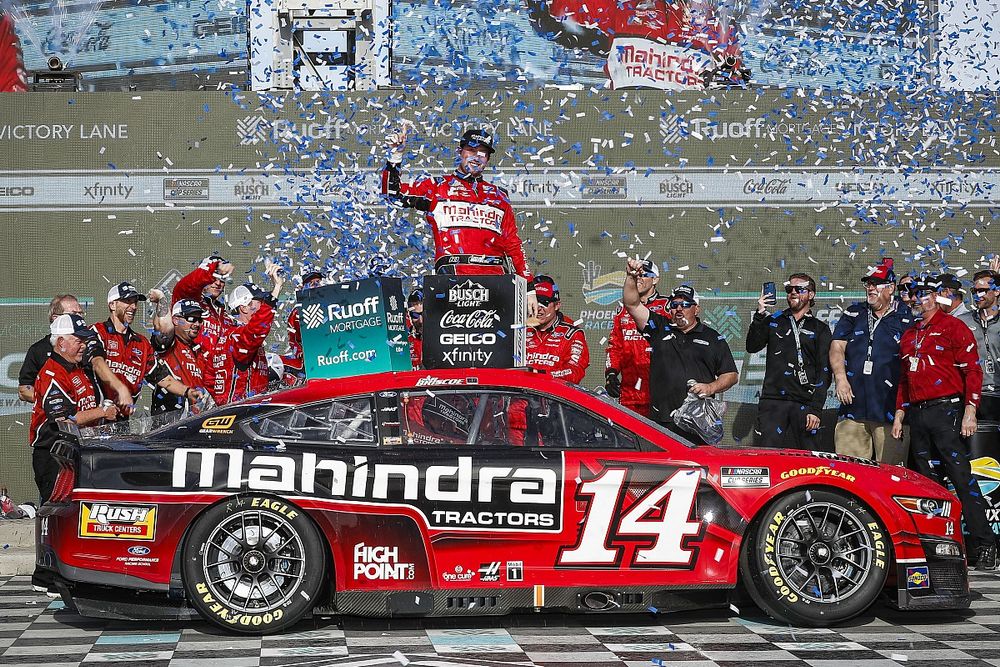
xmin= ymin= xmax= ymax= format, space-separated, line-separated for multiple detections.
xmin=299 ymin=278 xmax=411 ymax=379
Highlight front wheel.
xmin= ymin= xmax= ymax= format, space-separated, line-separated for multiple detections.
xmin=740 ymin=489 xmax=890 ymax=626
xmin=182 ymin=495 xmax=325 ymax=634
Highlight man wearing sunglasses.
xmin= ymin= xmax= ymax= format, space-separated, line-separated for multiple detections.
xmin=747 ymin=273 xmax=832 ymax=449
xmin=893 ymin=276 xmax=994 ymax=568
xmin=170 ymin=255 xmax=237 ymax=350
xmin=526 ymin=276 xmax=590 ymax=384
xmin=957 ymin=267 xmax=1000 ymax=420
xmin=407 ymin=288 xmax=424 ymax=370
xmin=606 ymin=259 xmax=669 ymax=416
xmin=151 ymin=300 xmax=212 ymax=415
xmin=897 ymin=275 xmax=917 ymax=314
xmin=830 ymin=258 xmax=914 ymax=464
xmin=282 ymin=268 xmax=326 ymax=379
xmin=622 ymin=259 xmax=738 ymax=442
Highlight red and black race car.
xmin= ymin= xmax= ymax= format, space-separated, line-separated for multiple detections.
xmin=38 ymin=368 xmax=967 ymax=634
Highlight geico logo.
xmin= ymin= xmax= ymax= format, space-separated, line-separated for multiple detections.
xmin=90 ymin=504 xmax=151 ymax=524
xmin=0 ymin=186 xmax=34 ymax=196
xmin=328 ymin=296 xmax=380 ymax=320
xmin=440 ymin=332 xmax=496 ymax=345
xmin=173 ymin=449 xmax=558 ymax=506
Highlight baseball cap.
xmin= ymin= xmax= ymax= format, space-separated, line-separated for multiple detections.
xmin=229 ymin=283 xmax=268 ymax=310
xmin=459 ymin=129 xmax=495 ymax=155
xmin=936 ymin=273 xmax=964 ymax=293
xmin=407 ymin=288 xmax=423 ymax=306
xmin=862 ymin=258 xmax=896 ymax=285
xmin=300 ymin=268 xmax=325 ymax=283
xmin=639 ymin=259 xmax=660 ymax=278
xmin=532 ymin=275 xmax=560 ymax=302
xmin=107 ymin=281 xmax=147 ymax=304
xmin=50 ymin=313 xmax=96 ymax=338
xmin=670 ymin=285 xmax=699 ymax=304
xmin=172 ymin=299 xmax=205 ymax=319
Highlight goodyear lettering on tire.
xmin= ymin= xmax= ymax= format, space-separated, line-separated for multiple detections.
xmin=195 ymin=582 xmax=284 ymax=626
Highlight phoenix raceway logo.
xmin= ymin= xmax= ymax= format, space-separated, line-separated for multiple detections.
xmin=172 ymin=449 xmax=563 ymax=532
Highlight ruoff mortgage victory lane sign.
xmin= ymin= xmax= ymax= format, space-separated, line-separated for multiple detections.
xmin=299 ymin=278 xmax=412 ymax=379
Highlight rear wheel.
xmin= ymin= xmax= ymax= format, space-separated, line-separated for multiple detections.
xmin=740 ymin=489 xmax=889 ymax=626
xmin=182 ymin=495 xmax=325 ymax=634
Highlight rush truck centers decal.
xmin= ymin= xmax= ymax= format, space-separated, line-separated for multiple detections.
xmin=79 ymin=503 xmax=157 ymax=540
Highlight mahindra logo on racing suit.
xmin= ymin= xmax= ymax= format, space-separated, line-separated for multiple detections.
xmin=743 ymin=178 xmax=791 ymax=196
xmin=172 ymin=449 xmax=563 ymax=531
xmin=440 ymin=309 xmax=498 ymax=329
xmin=433 ymin=202 xmax=504 ymax=233
xmin=353 ymin=543 xmax=415 ymax=581
xmin=448 ymin=281 xmax=490 ymax=307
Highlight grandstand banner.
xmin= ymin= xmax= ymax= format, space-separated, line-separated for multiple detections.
xmin=0 ymin=89 xmax=997 ymax=499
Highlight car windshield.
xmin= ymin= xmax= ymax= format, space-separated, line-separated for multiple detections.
xmin=573 ymin=385 xmax=698 ymax=449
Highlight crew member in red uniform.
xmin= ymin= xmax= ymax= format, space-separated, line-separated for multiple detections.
xmin=151 ymin=300 xmax=213 ymax=415
xmin=29 ymin=313 xmax=118 ymax=593
xmin=526 ymin=276 xmax=590 ymax=383
xmin=527 ymin=0 xmax=749 ymax=90
xmin=282 ymin=268 xmax=326 ymax=378
xmin=892 ymin=275 xmax=995 ymax=569
xmin=606 ymin=259 xmax=668 ymax=415
xmin=382 ymin=127 xmax=538 ymax=317
xmin=208 ymin=266 xmax=283 ymax=404
xmin=170 ymin=255 xmax=236 ymax=349
xmin=93 ymin=282 xmax=201 ymax=412
xmin=407 ymin=288 xmax=424 ymax=369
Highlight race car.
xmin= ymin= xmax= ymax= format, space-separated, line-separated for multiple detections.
xmin=38 ymin=368 xmax=967 ymax=634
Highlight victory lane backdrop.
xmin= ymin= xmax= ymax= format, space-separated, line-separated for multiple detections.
xmin=1 ymin=90 xmax=997 ymax=501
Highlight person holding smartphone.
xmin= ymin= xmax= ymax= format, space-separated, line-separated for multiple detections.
xmin=746 ymin=273 xmax=832 ymax=449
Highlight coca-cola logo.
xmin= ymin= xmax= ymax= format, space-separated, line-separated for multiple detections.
xmin=440 ymin=309 xmax=499 ymax=329
xmin=743 ymin=178 xmax=791 ymax=196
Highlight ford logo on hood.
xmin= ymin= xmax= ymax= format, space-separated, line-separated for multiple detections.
xmin=127 ymin=546 xmax=151 ymax=556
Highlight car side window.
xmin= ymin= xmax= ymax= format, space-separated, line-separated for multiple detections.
xmin=557 ymin=400 xmax=636 ymax=449
xmin=400 ymin=391 xmax=478 ymax=445
xmin=245 ymin=397 xmax=376 ymax=444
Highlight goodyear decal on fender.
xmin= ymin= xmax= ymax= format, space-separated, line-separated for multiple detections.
xmin=906 ymin=565 xmax=930 ymax=589
xmin=79 ymin=503 xmax=156 ymax=540
xmin=779 ymin=466 xmax=856 ymax=483
xmin=199 ymin=414 xmax=236 ymax=434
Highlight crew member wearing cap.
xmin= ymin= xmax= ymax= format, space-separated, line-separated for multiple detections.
xmin=892 ymin=276 xmax=995 ymax=569
xmin=207 ymin=264 xmax=283 ymax=404
xmin=18 ymin=294 xmax=130 ymax=411
xmin=407 ymin=288 xmax=424 ymax=370
xmin=282 ymin=268 xmax=325 ymax=378
xmin=747 ymin=273 xmax=832 ymax=449
xmin=93 ymin=282 xmax=202 ymax=412
xmin=29 ymin=314 xmax=118 ymax=593
xmin=151 ymin=300 xmax=213 ymax=415
xmin=525 ymin=276 xmax=590 ymax=384
xmin=830 ymin=258 xmax=914 ymax=463
xmin=170 ymin=254 xmax=236 ymax=349
xmin=958 ymin=267 xmax=1000 ymax=419
xmin=937 ymin=273 xmax=970 ymax=318
xmin=382 ymin=125 xmax=537 ymax=317
xmin=606 ymin=259 xmax=669 ymax=416
xmin=623 ymin=259 xmax=738 ymax=442
xmin=896 ymin=275 xmax=917 ymax=314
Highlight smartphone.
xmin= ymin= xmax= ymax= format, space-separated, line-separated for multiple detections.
xmin=762 ymin=281 xmax=777 ymax=305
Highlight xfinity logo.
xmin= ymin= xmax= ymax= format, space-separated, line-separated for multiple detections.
xmin=85 ymin=182 xmax=133 ymax=201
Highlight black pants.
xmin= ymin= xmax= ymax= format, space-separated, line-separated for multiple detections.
xmin=909 ymin=401 xmax=995 ymax=548
xmin=754 ymin=398 xmax=819 ymax=450
xmin=31 ymin=447 xmax=58 ymax=589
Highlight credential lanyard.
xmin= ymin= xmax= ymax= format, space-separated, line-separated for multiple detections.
xmin=866 ymin=307 xmax=885 ymax=362
xmin=788 ymin=314 xmax=809 ymax=383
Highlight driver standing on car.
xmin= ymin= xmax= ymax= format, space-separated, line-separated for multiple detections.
xmin=622 ymin=258 xmax=738 ymax=442
xmin=892 ymin=276 xmax=996 ymax=570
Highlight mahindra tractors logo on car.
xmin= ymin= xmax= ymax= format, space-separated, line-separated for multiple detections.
xmin=79 ymin=503 xmax=157 ymax=540
xmin=172 ymin=449 xmax=563 ymax=532
xmin=353 ymin=543 xmax=415 ymax=581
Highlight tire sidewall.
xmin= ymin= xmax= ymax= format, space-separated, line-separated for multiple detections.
xmin=182 ymin=494 xmax=325 ymax=634
xmin=743 ymin=488 xmax=890 ymax=625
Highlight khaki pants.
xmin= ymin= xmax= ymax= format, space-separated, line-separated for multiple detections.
xmin=835 ymin=418 xmax=909 ymax=465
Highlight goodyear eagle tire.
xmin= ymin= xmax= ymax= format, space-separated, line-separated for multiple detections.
xmin=182 ymin=495 xmax=325 ymax=634
xmin=740 ymin=489 xmax=889 ymax=626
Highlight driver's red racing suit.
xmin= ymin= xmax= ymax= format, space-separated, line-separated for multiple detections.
xmin=539 ymin=0 xmax=747 ymax=90
xmin=206 ymin=303 xmax=275 ymax=405
xmin=381 ymin=165 xmax=533 ymax=280
xmin=606 ymin=294 xmax=670 ymax=416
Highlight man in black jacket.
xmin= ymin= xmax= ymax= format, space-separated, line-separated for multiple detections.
xmin=747 ymin=273 xmax=833 ymax=449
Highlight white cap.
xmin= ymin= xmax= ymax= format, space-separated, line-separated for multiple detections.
xmin=228 ymin=285 xmax=255 ymax=310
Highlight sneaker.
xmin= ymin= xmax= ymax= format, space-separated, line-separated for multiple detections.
xmin=975 ymin=544 xmax=997 ymax=570
xmin=31 ymin=584 xmax=47 ymax=594
xmin=46 ymin=587 xmax=61 ymax=600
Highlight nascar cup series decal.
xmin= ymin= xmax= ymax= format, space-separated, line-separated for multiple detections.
xmin=79 ymin=503 xmax=157 ymax=540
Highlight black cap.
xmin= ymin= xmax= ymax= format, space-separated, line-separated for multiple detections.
xmin=107 ymin=281 xmax=147 ymax=304
xmin=172 ymin=299 xmax=205 ymax=318
xmin=670 ymin=285 xmax=699 ymax=303
xmin=300 ymin=268 xmax=325 ymax=283
xmin=532 ymin=275 xmax=560 ymax=301
xmin=639 ymin=259 xmax=660 ymax=277
xmin=459 ymin=129 xmax=495 ymax=155
xmin=936 ymin=273 xmax=964 ymax=293
xmin=407 ymin=288 xmax=423 ymax=306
